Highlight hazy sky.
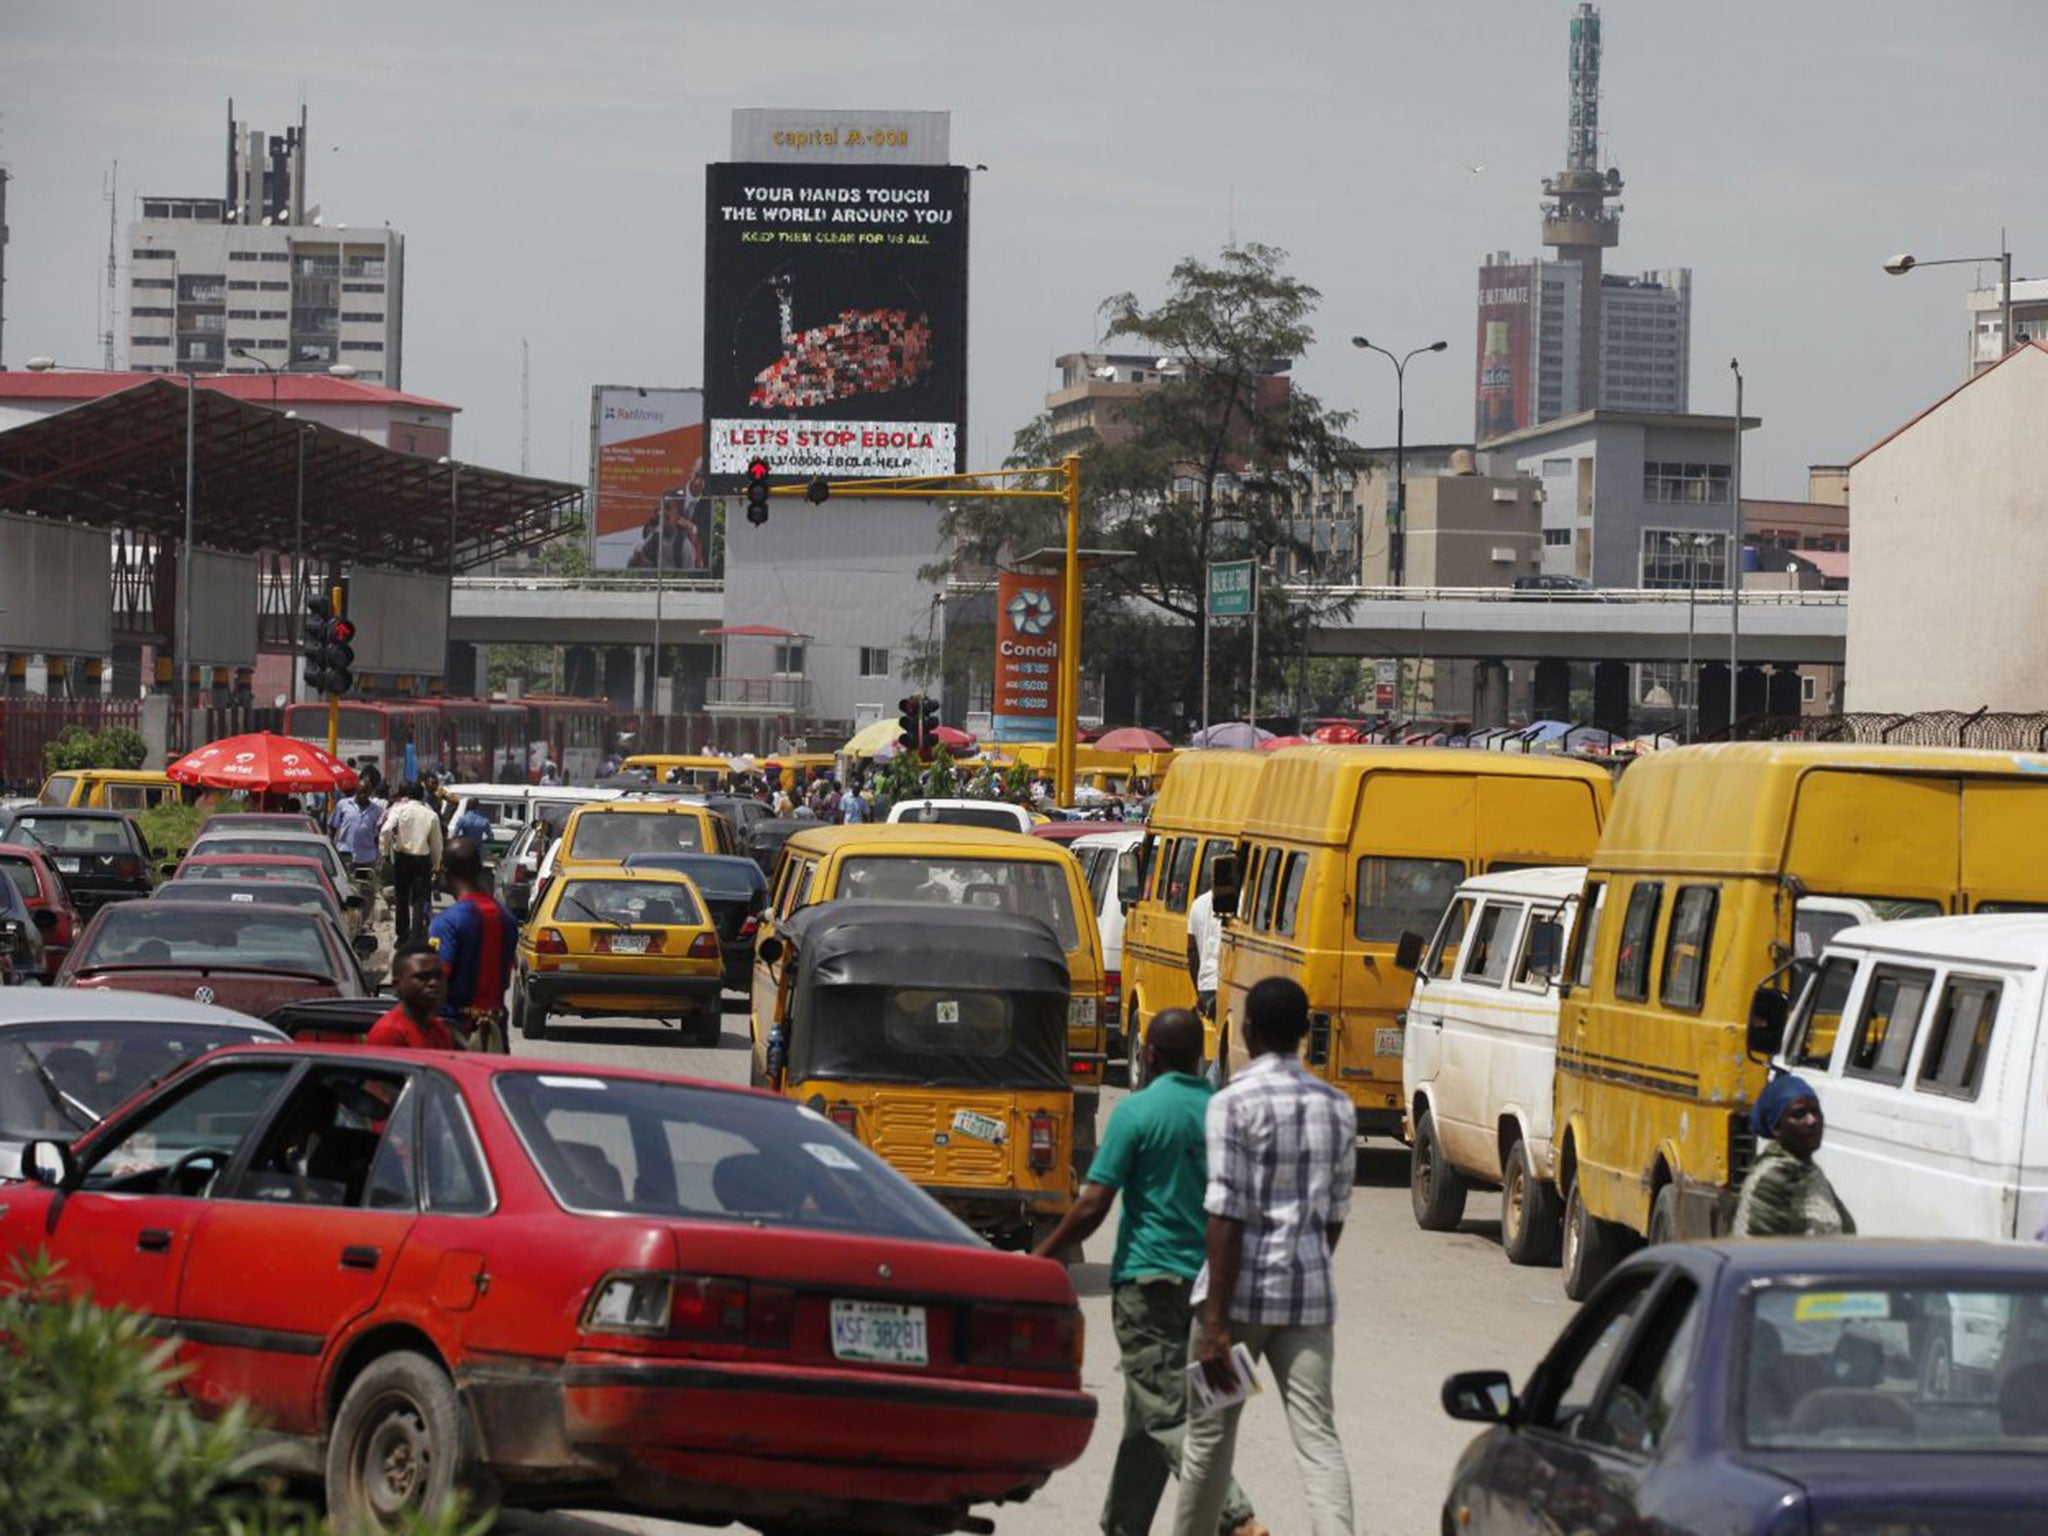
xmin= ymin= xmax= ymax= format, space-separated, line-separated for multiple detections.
xmin=4 ymin=0 xmax=2042 ymax=499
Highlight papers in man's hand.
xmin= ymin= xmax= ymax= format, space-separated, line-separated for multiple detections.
xmin=1185 ymin=1342 xmax=1261 ymax=1415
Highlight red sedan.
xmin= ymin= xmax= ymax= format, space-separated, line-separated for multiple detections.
xmin=3 ymin=1049 xmax=1094 ymax=1532
xmin=0 ymin=840 xmax=81 ymax=980
xmin=55 ymin=900 xmax=375 ymax=1016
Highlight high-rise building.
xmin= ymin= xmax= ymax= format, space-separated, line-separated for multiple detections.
xmin=123 ymin=102 xmax=404 ymax=385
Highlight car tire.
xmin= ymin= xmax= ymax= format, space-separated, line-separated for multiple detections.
xmin=1126 ymin=1001 xmax=1149 ymax=1090
xmin=325 ymin=1349 xmax=486 ymax=1533
xmin=1500 ymin=1139 xmax=1562 ymax=1267
xmin=1561 ymin=1171 xmax=1627 ymax=1302
xmin=1648 ymin=1183 xmax=1681 ymax=1248
xmin=515 ymin=978 xmax=547 ymax=1042
xmin=1409 ymin=1107 xmax=1468 ymax=1232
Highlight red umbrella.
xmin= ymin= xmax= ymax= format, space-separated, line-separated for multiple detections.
xmin=1311 ymin=723 xmax=1361 ymax=744
xmin=930 ymin=725 xmax=977 ymax=751
xmin=168 ymin=731 xmax=359 ymax=793
xmin=1095 ymin=726 xmax=1173 ymax=753
xmin=1259 ymin=734 xmax=1314 ymax=751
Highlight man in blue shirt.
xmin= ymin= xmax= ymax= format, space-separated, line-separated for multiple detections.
xmin=426 ymin=839 xmax=519 ymax=1053
xmin=329 ymin=780 xmax=386 ymax=922
xmin=1034 ymin=1010 xmax=1263 ymax=1536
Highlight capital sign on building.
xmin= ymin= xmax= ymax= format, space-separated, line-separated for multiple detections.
xmin=992 ymin=572 xmax=1059 ymax=742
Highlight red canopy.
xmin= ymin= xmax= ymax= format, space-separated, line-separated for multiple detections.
xmin=1259 ymin=735 xmax=1314 ymax=751
xmin=168 ymin=731 xmax=359 ymax=793
xmin=1311 ymin=723 xmax=1362 ymax=744
xmin=931 ymin=725 xmax=977 ymax=750
xmin=1095 ymin=726 xmax=1173 ymax=752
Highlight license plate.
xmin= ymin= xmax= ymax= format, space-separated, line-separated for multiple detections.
xmin=54 ymin=857 xmax=79 ymax=874
xmin=606 ymin=933 xmax=650 ymax=954
xmin=950 ymin=1109 xmax=1007 ymax=1145
xmin=1375 ymin=1026 xmax=1404 ymax=1058
xmin=830 ymin=1299 xmax=928 ymax=1366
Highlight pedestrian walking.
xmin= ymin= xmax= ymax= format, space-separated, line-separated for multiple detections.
xmin=330 ymin=778 xmax=387 ymax=925
xmin=539 ymin=760 xmax=562 ymax=787
xmin=428 ymin=838 xmax=519 ymax=1053
xmin=1034 ymin=1010 xmax=1266 ymax=1536
xmin=1733 ymin=1073 xmax=1856 ymax=1237
xmin=367 ymin=941 xmax=458 ymax=1050
xmin=450 ymin=801 xmax=492 ymax=845
xmin=1174 ymin=976 xmax=1356 ymax=1536
xmin=379 ymin=780 xmax=444 ymax=944
xmin=1185 ymin=856 xmax=1239 ymax=1026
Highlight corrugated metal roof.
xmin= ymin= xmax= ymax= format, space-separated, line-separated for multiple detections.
xmin=0 ymin=369 xmax=457 ymax=414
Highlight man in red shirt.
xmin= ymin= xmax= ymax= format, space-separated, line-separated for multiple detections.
xmin=367 ymin=941 xmax=458 ymax=1051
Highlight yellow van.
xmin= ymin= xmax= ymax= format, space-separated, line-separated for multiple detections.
xmin=755 ymin=822 xmax=1109 ymax=1159
xmin=549 ymin=798 xmax=738 ymax=875
xmin=991 ymin=741 xmax=1138 ymax=795
xmin=619 ymin=753 xmax=733 ymax=792
xmin=1554 ymin=741 xmax=2048 ymax=1299
xmin=1120 ymin=750 xmax=1270 ymax=1060
xmin=37 ymin=769 xmax=177 ymax=813
xmin=1218 ymin=746 xmax=1612 ymax=1137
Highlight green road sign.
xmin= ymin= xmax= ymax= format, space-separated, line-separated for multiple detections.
xmin=1208 ymin=559 xmax=1254 ymax=618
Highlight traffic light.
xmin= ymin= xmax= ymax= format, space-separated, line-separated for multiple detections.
xmin=895 ymin=693 xmax=942 ymax=756
xmin=804 ymin=476 xmax=831 ymax=505
xmin=303 ymin=596 xmax=357 ymax=696
xmin=745 ymin=458 xmax=773 ymax=526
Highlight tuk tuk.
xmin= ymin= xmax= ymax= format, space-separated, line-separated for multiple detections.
xmin=755 ymin=900 xmax=1074 ymax=1248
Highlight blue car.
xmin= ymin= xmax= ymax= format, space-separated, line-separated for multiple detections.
xmin=1441 ymin=1240 xmax=2048 ymax=1534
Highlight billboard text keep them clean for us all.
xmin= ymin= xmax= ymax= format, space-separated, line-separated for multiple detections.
xmin=703 ymin=162 xmax=968 ymax=484
xmin=589 ymin=387 xmax=712 ymax=573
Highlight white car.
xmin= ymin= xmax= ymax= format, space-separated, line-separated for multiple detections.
xmin=884 ymin=799 xmax=1036 ymax=834
xmin=447 ymin=784 xmax=622 ymax=854
xmin=1073 ymin=828 xmax=1144 ymax=1066
xmin=1401 ymin=865 xmax=1588 ymax=1265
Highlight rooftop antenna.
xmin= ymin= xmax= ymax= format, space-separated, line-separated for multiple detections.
xmin=100 ymin=161 xmax=119 ymax=368
xmin=520 ymin=338 xmax=531 ymax=474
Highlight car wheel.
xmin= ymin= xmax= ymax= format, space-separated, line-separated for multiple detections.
xmin=325 ymin=1350 xmax=486 ymax=1532
xmin=515 ymin=978 xmax=547 ymax=1042
xmin=1500 ymin=1139 xmax=1562 ymax=1267
xmin=1126 ymin=1001 xmax=1149 ymax=1090
xmin=1562 ymin=1171 xmax=1626 ymax=1302
xmin=1648 ymin=1183 xmax=1681 ymax=1247
xmin=1409 ymin=1107 xmax=1468 ymax=1232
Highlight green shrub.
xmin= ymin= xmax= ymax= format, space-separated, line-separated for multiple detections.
xmin=135 ymin=799 xmax=211 ymax=864
xmin=42 ymin=725 xmax=148 ymax=774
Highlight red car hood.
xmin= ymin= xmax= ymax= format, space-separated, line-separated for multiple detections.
xmin=67 ymin=969 xmax=343 ymax=1014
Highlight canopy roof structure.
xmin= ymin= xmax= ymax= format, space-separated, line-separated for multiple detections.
xmin=0 ymin=377 xmax=579 ymax=570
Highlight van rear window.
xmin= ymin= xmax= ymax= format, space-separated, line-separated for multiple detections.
xmin=1917 ymin=976 xmax=2000 ymax=1100
xmin=1354 ymin=858 xmax=1463 ymax=944
xmin=1844 ymin=967 xmax=1932 ymax=1085
xmin=1612 ymin=883 xmax=1664 ymax=1003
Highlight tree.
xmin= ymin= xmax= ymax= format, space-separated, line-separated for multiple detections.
xmin=921 ymin=244 xmax=1366 ymax=733
xmin=43 ymin=725 xmax=148 ymax=774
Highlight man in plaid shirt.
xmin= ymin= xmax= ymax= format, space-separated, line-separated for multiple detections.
xmin=1173 ymin=976 xmax=1356 ymax=1536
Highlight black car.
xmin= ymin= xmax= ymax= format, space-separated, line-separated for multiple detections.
xmin=0 ymin=807 xmax=156 ymax=914
xmin=0 ymin=873 xmax=46 ymax=984
xmin=622 ymin=851 xmax=770 ymax=988
xmin=1442 ymin=1239 xmax=2048 ymax=1535
xmin=1510 ymin=573 xmax=1601 ymax=599
xmin=704 ymin=794 xmax=773 ymax=836
xmin=744 ymin=817 xmax=809 ymax=877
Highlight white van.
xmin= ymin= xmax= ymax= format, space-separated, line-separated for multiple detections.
xmin=884 ymin=798 xmax=1036 ymax=834
xmin=1401 ymin=865 xmax=1586 ymax=1265
xmin=1769 ymin=912 xmax=2048 ymax=1244
xmin=448 ymin=784 xmax=621 ymax=854
xmin=1073 ymin=828 xmax=1144 ymax=1066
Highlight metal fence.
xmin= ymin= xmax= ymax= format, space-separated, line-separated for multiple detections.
xmin=0 ymin=698 xmax=143 ymax=792
xmin=1736 ymin=709 xmax=2048 ymax=752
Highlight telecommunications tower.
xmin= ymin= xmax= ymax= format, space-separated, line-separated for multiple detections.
xmin=1541 ymin=3 xmax=1622 ymax=415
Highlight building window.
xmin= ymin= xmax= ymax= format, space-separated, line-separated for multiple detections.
xmin=228 ymin=281 xmax=259 ymax=291
xmin=132 ymin=249 xmax=175 ymax=261
xmin=1543 ymin=528 xmax=1572 ymax=547
xmin=1801 ymin=676 xmax=1818 ymax=704
xmin=259 ymin=282 xmax=289 ymax=292
xmin=1643 ymin=461 xmax=1731 ymax=504
xmin=1541 ymin=457 xmax=1572 ymax=476
xmin=227 ymin=309 xmax=257 ymax=320
xmin=132 ymin=278 xmax=175 ymax=291
xmin=130 ymin=306 xmax=174 ymax=318
xmin=130 ymin=336 xmax=171 ymax=348
xmin=339 ymin=340 xmax=385 ymax=352
xmin=259 ymin=310 xmax=287 ymax=321
xmin=858 ymin=647 xmax=891 ymax=678
xmin=228 ymin=252 xmax=259 ymax=262
xmin=339 ymin=311 xmax=386 ymax=323
xmin=260 ymin=251 xmax=290 ymax=262
xmin=342 ymin=282 xmax=385 ymax=294
xmin=1640 ymin=530 xmax=1729 ymax=590
xmin=773 ymin=643 xmax=807 ymax=675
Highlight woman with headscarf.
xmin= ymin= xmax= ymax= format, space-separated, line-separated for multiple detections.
xmin=1733 ymin=1073 xmax=1856 ymax=1237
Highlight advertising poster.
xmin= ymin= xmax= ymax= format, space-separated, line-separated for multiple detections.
xmin=1474 ymin=263 xmax=1534 ymax=441
xmin=589 ymin=388 xmax=711 ymax=572
xmin=703 ymin=162 xmax=968 ymax=483
xmin=991 ymin=571 xmax=1060 ymax=742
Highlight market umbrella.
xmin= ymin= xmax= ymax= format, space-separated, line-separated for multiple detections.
xmin=1310 ymin=723 xmax=1361 ymax=744
xmin=930 ymin=725 xmax=977 ymax=752
xmin=167 ymin=731 xmax=358 ymax=793
xmin=841 ymin=718 xmax=901 ymax=759
xmin=1095 ymin=726 xmax=1173 ymax=753
xmin=1190 ymin=721 xmax=1273 ymax=750
xmin=1259 ymin=734 xmax=1313 ymax=751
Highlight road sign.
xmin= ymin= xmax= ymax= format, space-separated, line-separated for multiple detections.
xmin=1209 ymin=560 xmax=1254 ymax=618
xmin=1375 ymin=659 xmax=1399 ymax=686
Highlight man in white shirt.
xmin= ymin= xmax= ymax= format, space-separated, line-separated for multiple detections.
xmin=1184 ymin=854 xmax=1239 ymax=1023
xmin=377 ymin=781 xmax=444 ymax=943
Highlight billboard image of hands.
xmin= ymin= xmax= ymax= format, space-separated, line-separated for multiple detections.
xmin=705 ymin=162 xmax=968 ymax=483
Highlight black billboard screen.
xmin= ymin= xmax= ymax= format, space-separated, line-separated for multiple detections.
xmin=704 ymin=162 xmax=968 ymax=483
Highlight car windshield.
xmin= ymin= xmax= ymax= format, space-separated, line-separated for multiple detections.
xmin=155 ymin=882 xmax=331 ymax=915
xmin=0 ymin=855 xmax=40 ymax=900
xmin=180 ymin=861 xmax=323 ymax=888
xmin=555 ymin=879 xmax=703 ymax=928
xmin=495 ymin=1072 xmax=975 ymax=1244
xmin=193 ymin=836 xmax=334 ymax=869
xmin=836 ymin=856 xmax=1080 ymax=949
xmin=569 ymin=813 xmax=703 ymax=861
xmin=1745 ymin=1282 xmax=2048 ymax=1452
xmin=14 ymin=816 xmax=126 ymax=853
xmin=0 ymin=1022 xmax=263 ymax=1140
xmin=75 ymin=906 xmax=335 ymax=978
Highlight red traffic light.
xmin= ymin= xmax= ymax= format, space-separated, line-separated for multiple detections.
xmin=329 ymin=617 xmax=358 ymax=644
xmin=747 ymin=458 xmax=772 ymax=484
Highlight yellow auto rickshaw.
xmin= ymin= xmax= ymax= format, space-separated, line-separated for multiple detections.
xmin=755 ymin=899 xmax=1074 ymax=1248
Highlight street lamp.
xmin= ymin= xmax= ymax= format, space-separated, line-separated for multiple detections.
xmin=1351 ymin=336 xmax=1448 ymax=587
xmin=1884 ymin=245 xmax=2015 ymax=369
xmin=230 ymin=346 xmax=283 ymax=408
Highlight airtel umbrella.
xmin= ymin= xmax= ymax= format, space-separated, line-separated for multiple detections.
xmin=1310 ymin=723 xmax=1362 ymax=744
xmin=168 ymin=732 xmax=359 ymax=794
xmin=1259 ymin=735 xmax=1314 ymax=751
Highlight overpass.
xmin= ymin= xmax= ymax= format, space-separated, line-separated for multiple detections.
xmin=453 ymin=576 xmax=1846 ymax=668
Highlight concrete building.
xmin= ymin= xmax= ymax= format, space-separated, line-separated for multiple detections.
xmin=1045 ymin=352 xmax=1173 ymax=454
xmin=1848 ymin=340 xmax=2048 ymax=713
xmin=1966 ymin=275 xmax=2048 ymax=376
xmin=1284 ymin=444 xmax=1468 ymax=584
xmin=1478 ymin=408 xmax=1754 ymax=590
xmin=1362 ymin=457 xmax=1542 ymax=588
xmin=124 ymin=104 xmax=404 ymax=385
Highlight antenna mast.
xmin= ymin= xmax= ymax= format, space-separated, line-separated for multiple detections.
xmin=101 ymin=161 xmax=119 ymax=368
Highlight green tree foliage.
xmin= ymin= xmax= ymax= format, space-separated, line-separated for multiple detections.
xmin=920 ymin=244 xmax=1367 ymax=732
xmin=43 ymin=725 xmax=149 ymax=773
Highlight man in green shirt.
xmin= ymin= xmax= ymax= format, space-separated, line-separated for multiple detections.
xmin=1034 ymin=1010 xmax=1264 ymax=1536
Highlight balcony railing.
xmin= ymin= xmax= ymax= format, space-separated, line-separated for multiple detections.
xmin=706 ymin=676 xmax=811 ymax=713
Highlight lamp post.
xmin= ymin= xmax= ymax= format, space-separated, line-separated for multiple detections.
xmin=230 ymin=345 xmax=283 ymax=408
xmin=1350 ymin=336 xmax=1448 ymax=587
xmin=1729 ymin=358 xmax=1744 ymax=733
xmin=1885 ymin=244 xmax=2015 ymax=369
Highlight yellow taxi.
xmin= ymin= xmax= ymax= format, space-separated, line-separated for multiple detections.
xmin=37 ymin=769 xmax=178 ymax=812
xmin=511 ymin=868 xmax=725 ymax=1045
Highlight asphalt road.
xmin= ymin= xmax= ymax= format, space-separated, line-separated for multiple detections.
xmin=486 ymin=995 xmax=1583 ymax=1536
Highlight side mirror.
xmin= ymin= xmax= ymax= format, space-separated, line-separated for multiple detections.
xmin=1526 ymin=919 xmax=1561 ymax=977
xmin=21 ymin=1138 xmax=77 ymax=1189
xmin=352 ymin=932 xmax=379 ymax=959
xmin=1747 ymin=985 xmax=1791 ymax=1061
xmin=1393 ymin=930 xmax=1426 ymax=973
xmin=757 ymin=935 xmax=785 ymax=967
xmin=159 ymin=861 xmax=181 ymax=880
xmin=1117 ymin=865 xmax=1143 ymax=908
xmin=1441 ymin=1369 xmax=1517 ymax=1425
xmin=505 ymin=886 xmax=531 ymax=920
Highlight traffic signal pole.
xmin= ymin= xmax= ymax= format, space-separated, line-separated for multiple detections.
xmin=767 ymin=456 xmax=1088 ymax=806
xmin=328 ymin=583 xmax=343 ymax=759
